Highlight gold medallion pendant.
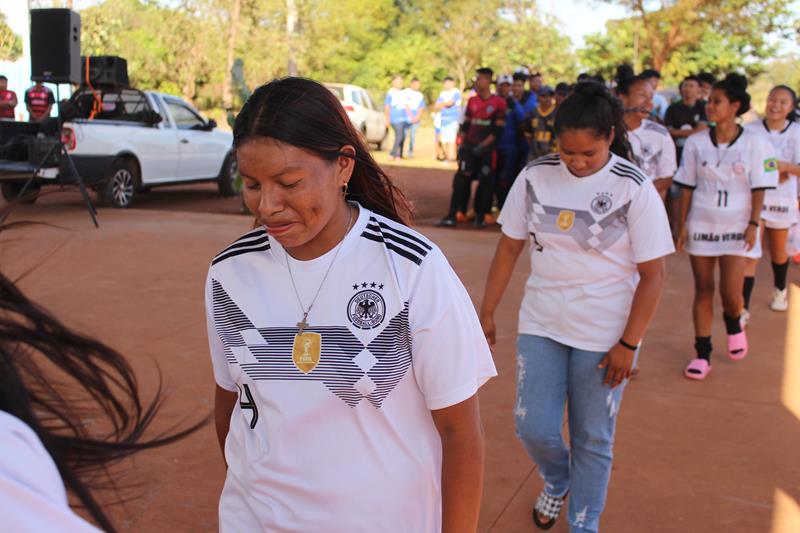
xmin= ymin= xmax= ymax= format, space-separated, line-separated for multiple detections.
xmin=292 ymin=332 xmax=321 ymax=374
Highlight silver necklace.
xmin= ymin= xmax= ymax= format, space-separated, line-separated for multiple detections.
xmin=285 ymin=205 xmax=355 ymax=335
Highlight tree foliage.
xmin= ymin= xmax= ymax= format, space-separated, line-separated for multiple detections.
xmin=581 ymin=0 xmax=798 ymax=85
xmin=0 ymin=12 xmax=23 ymax=62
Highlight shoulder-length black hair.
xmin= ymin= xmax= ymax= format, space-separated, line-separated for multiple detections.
xmin=233 ymin=77 xmax=412 ymax=225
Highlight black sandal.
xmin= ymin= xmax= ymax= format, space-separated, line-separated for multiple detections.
xmin=532 ymin=490 xmax=568 ymax=530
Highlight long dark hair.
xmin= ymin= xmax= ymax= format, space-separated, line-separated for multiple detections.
xmin=233 ymin=77 xmax=412 ymax=225
xmin=770 ymin=85 xmax=798 ymax=122
xmin=554 ymin=80 xmax=632 ymax=160
xmin=614 ymin=64 xmax=649 ymax=97
xmin=0 ymin=222 xmax=205 ymax=532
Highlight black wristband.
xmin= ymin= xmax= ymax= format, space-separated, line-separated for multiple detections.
xmin=618 ymin=338 xmax=638 ymax=351
xmin=748 ymin=220 xmax=759 ymax=228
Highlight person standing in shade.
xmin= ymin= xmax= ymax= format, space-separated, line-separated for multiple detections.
xmin=615 ymin=66 xmax=677 ymax=198
xmin=438 ymin=67 xmax=507 ymax=228
xmin=480 ymin=81 xmax=673 ymax=533
xmin=741 ymin=85 xmax=800 ymax=317
xmin=523 ymin=85 xmax=558 ymax=162
xmin=24 ymin=81 xmax=54 ymax=122
xmin=496 ymin=75 xmax=525 ymax=210
xmin=405 ymin=78 xmax=426 ymax=158
xmin=675 ymin=74 xmax=778 ymax=381
xmin=0 ymin=76 xmax=18 ymax=120
xmin=211 ymin=77 xmax=496 ymax=532
xmin=515 ymin=71 xmax=539 ymax=169
xmin=384 ymin=75 xmax=411 ymax=160
xmin=641 ymin=69 xmax=668 ymax=123
xmin=435 ymin=76 xmax=462 ymax=163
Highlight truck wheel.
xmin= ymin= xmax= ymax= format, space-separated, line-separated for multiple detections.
xmin=377 ymin=127 xmax=388 ymax=151
xmin=1 ymin=181 xmax=41 ymax=204
xmin=217 ymin=153 xmax=239 ymax=198
xmin=102 ymin=159 xmax=138 ymax=208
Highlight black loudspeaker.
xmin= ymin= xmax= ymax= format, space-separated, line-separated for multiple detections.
xmin=30 ymin=9 xmax=81 ymax=85
xmin=80 ymin=56 xmax=130 ymax=88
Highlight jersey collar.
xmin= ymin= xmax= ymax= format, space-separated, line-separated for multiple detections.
xmin=709 ymin=125 xmax=744 ymax=147
xmin=762 ymin=119 xmax=791 ymax=134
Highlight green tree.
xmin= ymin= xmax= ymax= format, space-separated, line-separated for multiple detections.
xmin=0 ymin=12 xmax=23 ymax=62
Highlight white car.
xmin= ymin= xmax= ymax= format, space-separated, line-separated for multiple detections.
xmin=0 ymin=88 xmax=236 ymax=208
xmin=325 ymin=83 xmax=388 ymax=150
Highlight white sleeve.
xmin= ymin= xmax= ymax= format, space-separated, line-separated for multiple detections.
xmin=409 ymin=248 xmax=497 ymax=410
xmin=627 ymin=181 xmax=676 ymax=263
xmin=749 ymin=136 xmax=779 ymax=190
xmin=205 ymin=271 xmax=237 ymax=392
xmin=0 ymin=416 xmax=102 ymax=532
xmin=496 ymin=171 xmax=530 ymax=240
xmin=674 ymin=135 xmax=698 ymax=188
xmin=657 ymin=132 xmax=678 ymax=179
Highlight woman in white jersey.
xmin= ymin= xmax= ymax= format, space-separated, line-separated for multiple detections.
xmin=480 ymin=82 xmax=673 ymax=533
xmin=675 ymin=74 xmax=779 ymax=380
xmin=741 ymin=86 xmax=800 ymax=316
xmin=209 ymin=77 xmax=496 ymax=533
xmin=0 ymin=223 xmax=203 ymax=532
xmin=615 ymin=65 xmax=677 ymax=198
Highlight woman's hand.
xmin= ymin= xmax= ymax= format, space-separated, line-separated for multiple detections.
xmin=598 ymin=343 xmax=636 ymax=388
xmin=479 ymin=313 xmax=496 ymax=354
xmin=744 ymin=223 xmax=758 ymax=251
xmin=676 ymin=225 xmax=688 ymax=253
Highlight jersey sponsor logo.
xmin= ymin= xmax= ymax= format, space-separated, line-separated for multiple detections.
xmin=591 ymin=193 xmax=613 ymax=215
xmin=763 ymin=158 xmax=778 ymax=172
xmin=557 ymin=210 xmax=575 ymax=231
xmin=692 ymin=231 xmax=744 ymax=242
xmin=293 ymin=332 xmax=321 ymax=373
xmin=348 ymin=285 xmax=386 ymax=329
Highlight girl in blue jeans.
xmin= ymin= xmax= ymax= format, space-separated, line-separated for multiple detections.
xmin=480 ymin=82 xmax=674 ymax=532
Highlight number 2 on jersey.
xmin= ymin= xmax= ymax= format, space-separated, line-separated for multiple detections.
xmin=717 ymin=190 xmax=729 ymax=207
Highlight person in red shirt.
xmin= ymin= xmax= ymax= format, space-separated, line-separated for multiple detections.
xmin=439 ymin=67 xmax=507 ymax=228
xmin=0 ymin=76 xmax=18 ymax=120
xmin=24 ymin=81 xmax=55 ymax=122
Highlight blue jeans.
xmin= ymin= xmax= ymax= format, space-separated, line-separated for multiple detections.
xmin=390 ymin=122 xmax=409 ymax=157
xmin=515 ymin=334 xmax=633 ymax=533
xmin=408 ymin=122 xmax=420 ymax=156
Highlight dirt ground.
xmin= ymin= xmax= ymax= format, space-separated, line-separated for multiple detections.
xmin=2 ymin=166 xmax=799 ymax=532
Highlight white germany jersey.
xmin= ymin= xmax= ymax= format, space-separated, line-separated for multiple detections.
xmin=744 ymin=120 xmax=800 ymax=227
xmin=628 ymin=119 xmax=678 ymax=181
xmin=497 ymin=153 xmax=674 ymax=352
xmin=205 ymin=205 xmax=496 ymax=533
xmin=674 ymin=127 xmax=779 ymax=257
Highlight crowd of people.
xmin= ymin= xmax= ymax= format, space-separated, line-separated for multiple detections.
xmin=1 ymin=65 xmax=798 ymax=533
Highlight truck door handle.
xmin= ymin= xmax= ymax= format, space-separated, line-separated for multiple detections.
xmin=180 ymin=138 xmax=189 ymax=144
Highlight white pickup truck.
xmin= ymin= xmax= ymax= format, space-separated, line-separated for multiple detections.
xmin=0 ymin=87 xmax=236 ymax=208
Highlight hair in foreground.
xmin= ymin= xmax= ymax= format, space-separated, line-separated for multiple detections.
xmin=554 ymin=81 xmax=632 ymax=160
xmin=0 ymin=221 xmax=205 ymax=533
xmin=233 ymin=77 xmax=411 ymax=225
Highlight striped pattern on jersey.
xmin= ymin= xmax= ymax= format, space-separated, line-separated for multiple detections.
xmin=525 ymin=180 xmax=631 ymax=252
xmin=211 ymin=279 xmax=413 ymax=408
xmin=609 ymin=160 xmax=646 ymax=185
xmin=212 ymin=227 xmax=270 ymax=265
xmin=360 ymin=216 xmax=432 ymax=265
xmin=525 ymin=153 xmax=561 ymax=170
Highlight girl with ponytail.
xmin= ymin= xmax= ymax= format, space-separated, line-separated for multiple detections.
xmin=741 ymin=85 xmax=800 ymax=314
xmin=675 ymin=73 xmax=779 ymax=380
xmin=479 ymin=80 xmax=673 ymax=532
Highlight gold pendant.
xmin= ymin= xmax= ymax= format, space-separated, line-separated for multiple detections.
xmin=292 ymin=332 xmax=321 ymax=374
xmin=557 ymin=210 xmax=575 ymax=231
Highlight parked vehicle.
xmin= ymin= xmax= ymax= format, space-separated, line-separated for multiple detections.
xmin=324 ymin=83 xmax=388 ymax=150
xmin=0 ymin=87 xmax=235 ymax=208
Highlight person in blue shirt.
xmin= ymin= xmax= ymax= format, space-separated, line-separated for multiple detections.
xmin=435 ymin=76 xmax=463 ymax=163
xmin=404 ymin=78 xmax=426 ymax=158
xmin=496 ymin=75 xmax=525 ymax=211
xmin=514 ymin=71 xmax=538 ymax=172
xmin=384 ymin=75 xmax=411 ymax=159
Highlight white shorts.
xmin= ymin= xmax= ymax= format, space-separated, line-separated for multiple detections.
xmin=440 ymin=122 xmax=459 ymax=144
xmin=764 ymin=219 xmax=793 ymax=230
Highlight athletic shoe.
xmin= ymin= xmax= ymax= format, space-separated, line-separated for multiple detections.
xmin=473 ymin=217 xmax=487 ymax=228
xmin=437 ymin=217 xmax=456 ymax=227
xmin=770 ymin=288 xmax=789 ymax=312
xmin=455 ymin=211 xmax=467 ymax=223
xmin=740 ymin=308 xmax=750 ymax=328
xmin=483 ymin=213 xmax=495 ymax=225
xmin=465 ymin=209 xmax=476 ymax=222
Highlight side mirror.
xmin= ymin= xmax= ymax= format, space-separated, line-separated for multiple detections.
xmin=207 ymin=119 xmax=217 ymax=130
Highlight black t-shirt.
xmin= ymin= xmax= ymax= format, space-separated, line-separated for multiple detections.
xmin=663 ymin=100 xmax=706 ymax=131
